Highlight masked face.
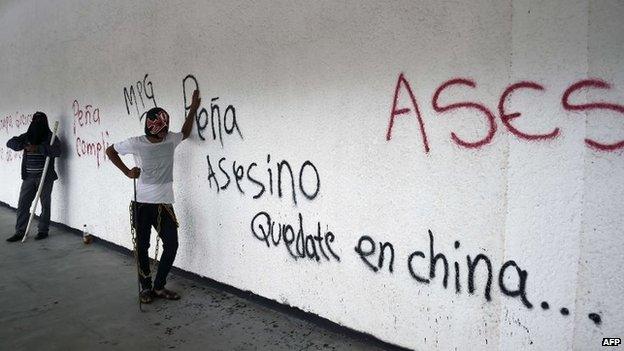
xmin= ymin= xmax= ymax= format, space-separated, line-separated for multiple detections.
xmin=144 ymin=108 xmax=169 ymax=138
xmin=27 ymin=111 xmax=51 ymax=144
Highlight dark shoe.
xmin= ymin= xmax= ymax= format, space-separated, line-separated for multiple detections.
xmin=153 ymin=288 xmax=181 ymax=300
xmin=6 ymin=232 xmax=24 ymax=242
xmin=139 ymin=289 xmax=155 ymax=304
xmin=34 ymin=232 xmax=49 ymax=240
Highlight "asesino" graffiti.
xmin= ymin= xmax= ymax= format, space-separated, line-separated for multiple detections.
xmin=386 ymin=74 xmax=624 ymax=152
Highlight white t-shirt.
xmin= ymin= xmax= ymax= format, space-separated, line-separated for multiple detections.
xmin=114 ymin=132 xmax=184 ymax=204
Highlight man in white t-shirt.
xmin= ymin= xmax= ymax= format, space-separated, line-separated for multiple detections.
xmin=106 ymin=90 xmax=200 ymax=304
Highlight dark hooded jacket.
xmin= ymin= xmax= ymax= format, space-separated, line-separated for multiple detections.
xmin=6 ymin=113 xmax=61 ymax=181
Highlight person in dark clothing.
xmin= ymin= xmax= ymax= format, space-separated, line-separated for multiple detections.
xmin=6 ymin=112 xmax=61 ymax=242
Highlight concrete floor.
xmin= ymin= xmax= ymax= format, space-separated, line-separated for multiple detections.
xmin=0 ymin=206 xmax=399 ymax=351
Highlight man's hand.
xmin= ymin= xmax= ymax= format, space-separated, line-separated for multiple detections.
xmin=25 ymin=144 xmax=38 ymax=153
xmin=182 ymin=89 xmax=201 ymax=140
xmin=190 ymin=89 xmax=201 ymax=111
xmin=125 ymin=167 xmax=141 ymax=179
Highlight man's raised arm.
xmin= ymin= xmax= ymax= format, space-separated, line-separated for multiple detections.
xmin=181 ymin=89 xmax=201 ymax=140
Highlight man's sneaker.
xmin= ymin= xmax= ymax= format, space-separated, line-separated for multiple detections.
xmin=6 ymin=232 xmax=25 ymax=242
xmin=34 ymin=232 xmax=49 ymax=240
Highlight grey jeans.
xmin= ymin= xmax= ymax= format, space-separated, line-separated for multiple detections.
xmin=15 ymin=176 xmax=54 ymax=234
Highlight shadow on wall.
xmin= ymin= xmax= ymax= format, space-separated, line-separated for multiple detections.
xmin=176 ymin=194 xmax=203 ymax=270
xmin=54 ymin=115 xmax=71 ymax=224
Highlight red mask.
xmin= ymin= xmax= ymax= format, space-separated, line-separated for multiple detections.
xmin=145 ymin=109 xmax=169 ymax=136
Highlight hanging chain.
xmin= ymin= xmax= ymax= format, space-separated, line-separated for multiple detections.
xmin=129 ymin=202 xmax=178 ymax=281
xmin=154 ymin=205 xmax=161 ymax=265
xmin=129 ymin=202 xmax=160 ymax=280
xmin=161 ymin=204 xmax=179 ymax=227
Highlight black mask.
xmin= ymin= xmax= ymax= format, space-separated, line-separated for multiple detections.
xmin=26 ymin=112 xmax=51 ymax=145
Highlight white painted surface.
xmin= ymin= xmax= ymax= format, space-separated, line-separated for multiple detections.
xmin=0 ymin=1 xmax=622 ymax=349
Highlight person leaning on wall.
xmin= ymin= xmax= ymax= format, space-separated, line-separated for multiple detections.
xmin=105 ymin=89 xmax=200 ymax=304
xmin=6 ymin=112 xmax=62 ymax=242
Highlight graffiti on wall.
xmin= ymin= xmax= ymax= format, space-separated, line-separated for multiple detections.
xmin=113 ymin=70 xmax=614 ymax=329
xmin=206 ymin=154 xmax=320 ymax=205
xmin=245 ymin=162 xmax=331 ymax=262
xmin=0 ymin=145 xmax=22 ymax=163
xmin=0 ymin=112 xmax=33 ymax=163
xmin=123 ymin=74 xmax=157 ymax=121
xmin=387 ymin=73 xmax=624 ymax=152
xmin=72 ymin=100 xmax=112 ymax=167
xmin=183 ymin=75 xmax=243 ymax=146
xmin=251 ymin=212 xmax=340 ymax=262
xmin=181 ymin=73 xmax=339 ymax=263
xmin=382 ymin=72 xmax=612 ymax=327
xmin=0 ymin=112 xmax=33 ymax=135
xmin=354 ymin=230 xmax=603 ymax=326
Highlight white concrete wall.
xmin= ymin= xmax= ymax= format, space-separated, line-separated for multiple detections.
xmin=1 ymin=1 xmax=622 ymax=349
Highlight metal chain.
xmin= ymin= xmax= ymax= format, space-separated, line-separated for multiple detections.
xmin=129 ymin=202 xmax=160 ymax=280
xmin=128 ymin=202 xmax=179 ymax=282
xmin=161 ymin=204 xmax=179 ymax=227
xmin=154 ymin=205 xmax=161 ymax=265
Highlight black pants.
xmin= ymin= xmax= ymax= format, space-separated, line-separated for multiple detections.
xmin=133 ymin=202 xmax=179 ymax=290
xmin=16 ymin=176 xmax=54 ymax=234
